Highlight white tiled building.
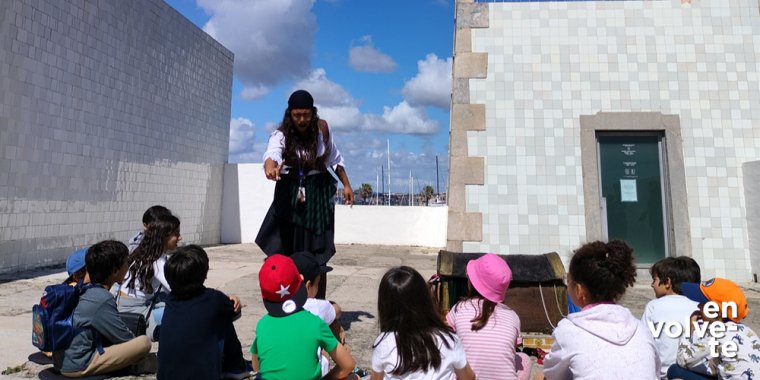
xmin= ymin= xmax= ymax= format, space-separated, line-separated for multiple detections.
xmin=0 ymin=0 xmax=233 ymax=273
xmin=448 ymin=0 xmax=760 ymax=281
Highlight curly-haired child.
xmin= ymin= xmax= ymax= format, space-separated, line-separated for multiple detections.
xmin=543 ymin=240 xmax=660 ymax=379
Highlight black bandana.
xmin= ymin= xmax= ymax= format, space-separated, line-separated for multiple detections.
xmin=288 ymin=90 xmax=314 ymax=109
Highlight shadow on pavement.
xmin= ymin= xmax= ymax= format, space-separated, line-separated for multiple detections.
xmin=0 ymin=265 xmax=66 ymax=284
xmin=340 ymin=310 xmax=375 ymax=331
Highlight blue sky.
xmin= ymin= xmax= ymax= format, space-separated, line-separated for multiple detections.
xmin=164 ymin=0 xmax=454 ymax=194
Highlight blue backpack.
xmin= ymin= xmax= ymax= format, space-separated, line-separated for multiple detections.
xmin=32 ymin=281 xmax=91 ymax=352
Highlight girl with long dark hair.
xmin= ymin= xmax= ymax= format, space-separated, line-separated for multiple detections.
xmin=117 ymin=214 xmax=181 ymax=340
xmin=371 ymin=266 xmax=475 ymax=380
xmin=256 ymin=89 xmax=353 ymax=299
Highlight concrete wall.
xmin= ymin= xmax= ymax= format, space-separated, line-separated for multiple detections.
xmin=745 ymin=161 xmax=760 ymax=281
xmin=221 ymin=164 xmax=275 ymax=245
xmin=222 ymin=164 xmax=448 ymax=247
xmin=335 ymin=206 xmax=447 ymax=247
xmin=453 ymin=0 xmax=760 ymax=280
xmin=0 ymin=0 xmax=233 ymax=273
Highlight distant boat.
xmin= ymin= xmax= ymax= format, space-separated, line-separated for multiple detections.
xmin=428 ymin=196 xmax=446 ymax=207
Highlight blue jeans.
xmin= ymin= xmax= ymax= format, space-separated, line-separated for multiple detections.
xmin=667 ymin=364 xmax=717 ymax=380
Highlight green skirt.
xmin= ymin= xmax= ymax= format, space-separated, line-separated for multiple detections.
xmin=255 ymin=172 xmax=337 ymax=264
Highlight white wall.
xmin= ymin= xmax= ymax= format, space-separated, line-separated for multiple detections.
xmin=335 ymin=205 xmax=447 ymax=247
xmin=221 ymin=164 xmax=275 ymax=244
xmin=0 ymin=0 xmax=233 ymax=273
xmin=222 ymin=164 xmax=448 ymax=247
xmin=467 ymin=0 xmax=760 ymax=280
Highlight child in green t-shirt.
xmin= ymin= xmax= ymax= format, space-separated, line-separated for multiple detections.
xmin=250 ymin=254 xmax=357 ymax=380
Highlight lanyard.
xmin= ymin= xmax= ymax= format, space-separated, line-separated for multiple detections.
xmin=297 ymin=151 xmax=306 ymax=203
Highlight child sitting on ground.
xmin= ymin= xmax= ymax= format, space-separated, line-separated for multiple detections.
xmin=158 ymin=245 xmax=251 ymax=380
xmin=65 ymin=247 xmax=90 ymax=285
xmin=446 ymin=253 xmax=521 ymax=380
xmin=57 ymin=240 xmax=151 ymax=377
xmin=251 ymin=254 xmax=357 ymax=379
xmin=642 ymin=256 xmax=701 ymax=379
xmin=291 ymin=252 xmax=343 ymax=338
xmin=677 ymin=256 xmax=701 ymax=284
xmin=668 ymin=278 xmax=760 ymax=379
xmin=372 ymin=266 xmax=476 ymax=380
xmin=118 ymin=213 xmax=180 ymax=340
xmin=543 ymin=240 xmax=660 ymax=379
xmin=127 ymin=205 xmax=172 ymax=253
xmin=290 ymin=252 xmax=346 ymax=376
xmin=38 ymin=247 xmax=92 ymax=360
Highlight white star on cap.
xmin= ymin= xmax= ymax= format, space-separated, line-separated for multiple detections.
xmin=276 ymin=284 xmax=291 ymax=298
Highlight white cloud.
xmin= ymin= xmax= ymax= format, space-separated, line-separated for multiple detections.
xmin=229 ymin=117 xmax=256 ymax=154
xmin=292 ymin=69 xmax=439 ymax=134
xmin=198 ymin=0 xmax=317 ymax=100
xmin=317 ymin=105 xmax=364 ymax=130
xmin=293 ymin=69 xmax=356 ymax=108
xmin=264 ymin=122 xmax=279 ymax=133
xmin=240 ymin=84 xmax=269 ymax=101
xmin=367 ymin=101 xmax=439 ymax=134
xmin=228 ymin=141 xmax=268 ymax=164
xmin=401 ymin=54 xmax=452 ymax=110
xmin=348 ymin=36 xmax=397 ymax=73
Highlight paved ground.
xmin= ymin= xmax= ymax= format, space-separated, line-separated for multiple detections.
xmin=2 ymin=243 xmax=759 ymax=378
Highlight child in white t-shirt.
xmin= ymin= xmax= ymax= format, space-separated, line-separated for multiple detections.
xmin=290 ymin=252 xmax=345 ymax=376
xmin=641 ymin=256 xmax=700 ymax=378
xmin=371 ymin=266 xmax=476 ymax=380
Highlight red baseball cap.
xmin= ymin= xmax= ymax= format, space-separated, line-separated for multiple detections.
xmin=259 ymin=254 xmax=307 ymax=317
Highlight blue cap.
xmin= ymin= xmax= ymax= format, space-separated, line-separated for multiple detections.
xmin=66 ymin=247 xmax=88 ymax=276
xmin=681 ymin=282 xmax=709 ymax=304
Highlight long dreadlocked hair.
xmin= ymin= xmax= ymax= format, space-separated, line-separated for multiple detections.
xmin=277 ymin=106 xmax=328 ymax=171
xmin=126 ymin=214 xmax=180 ymax=294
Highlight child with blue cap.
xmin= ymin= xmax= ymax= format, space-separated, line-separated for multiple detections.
xmin=65 ymin=247 xmax=90 ymax=284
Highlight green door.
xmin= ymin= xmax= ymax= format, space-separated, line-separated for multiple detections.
xmin=598 ymin=134 xmax=668 ymax=264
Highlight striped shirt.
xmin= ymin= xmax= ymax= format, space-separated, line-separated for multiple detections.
xmin=446 ymin=299 xmax=521 ymax=380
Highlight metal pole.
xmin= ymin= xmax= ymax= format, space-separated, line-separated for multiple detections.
xmin=387 ymin=139 xmax=391 ymax=206
xmin=409 ymin=171 xmax=412 ymax=206
xmin=436 ymin=155 xmax=440 ymax=197
xmin=381 ymin=165 xmax=384 ymax=204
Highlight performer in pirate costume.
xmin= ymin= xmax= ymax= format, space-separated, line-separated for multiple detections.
xmin=256 ymin=89 xmax=354 ymax=299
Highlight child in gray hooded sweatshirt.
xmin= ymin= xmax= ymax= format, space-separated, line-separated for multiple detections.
xmin=543 ymin=240 xmax=660 ymax=380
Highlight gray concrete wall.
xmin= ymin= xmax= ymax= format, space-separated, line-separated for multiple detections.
xmin=744 ymin=160 xmax=760 ymax=282
xmin=0 ymin=0 xmax=233 ymax=273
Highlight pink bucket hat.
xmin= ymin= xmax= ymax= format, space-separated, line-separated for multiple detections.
xmin=466 ymin=253 xmax=512 ymax=303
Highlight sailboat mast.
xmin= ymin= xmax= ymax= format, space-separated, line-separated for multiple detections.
xmin=387 ymin=139 xmax=391 ymax=206
xmin=436 ymin=155 xmax=440 ymax=196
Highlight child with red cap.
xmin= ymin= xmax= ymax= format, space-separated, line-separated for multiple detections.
xmin=445 ymin=253 xmax=521 ymax=380
xmin=669 ymin=278 xmax=760 ymax=379
xmin=250 ymin=254 xmax=358 ymax=380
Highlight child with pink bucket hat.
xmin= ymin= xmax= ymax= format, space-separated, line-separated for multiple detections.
xmin=446 ymin=253 xmax=523 ymax=380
